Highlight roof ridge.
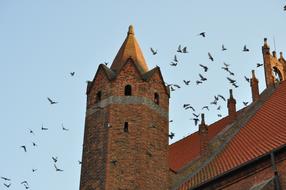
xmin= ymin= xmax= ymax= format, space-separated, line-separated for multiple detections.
xmin=171 ymin=85 xmax=277 ymax=190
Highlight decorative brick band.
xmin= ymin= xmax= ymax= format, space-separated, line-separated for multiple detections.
xmin=86 ymin=96 xmax=168 ymax=118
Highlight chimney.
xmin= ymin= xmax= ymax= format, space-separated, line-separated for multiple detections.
xmin=250 ymin=70 xmax=259 ymax=102
xmin=199 ymin=114 xmax=208 ymax=156
xmin=227 ymin=89 xmax=237 ymax=120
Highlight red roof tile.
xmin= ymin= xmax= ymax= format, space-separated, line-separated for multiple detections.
xmin=169 ymin=115 xmax=234 ymax=172
xmin=177 ymin=81 xmax=286 ymax=189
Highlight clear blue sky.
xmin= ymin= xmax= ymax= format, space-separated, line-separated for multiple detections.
xmin=0 ymin=0 xmax=285 ymax=189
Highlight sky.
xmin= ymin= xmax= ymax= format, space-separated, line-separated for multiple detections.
xmin=0 ymin=0 xmax=286 ymax=189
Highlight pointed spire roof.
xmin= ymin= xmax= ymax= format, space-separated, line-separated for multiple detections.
xmin=111 ymin=25 xmax=149 ymax=74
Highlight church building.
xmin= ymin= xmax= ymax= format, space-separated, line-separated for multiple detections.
xmin=79 ymin=26 xmax=286 ymax=190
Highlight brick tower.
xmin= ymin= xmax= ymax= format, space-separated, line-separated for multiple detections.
xmin=79 ymin=25 xmax=170 ymax=190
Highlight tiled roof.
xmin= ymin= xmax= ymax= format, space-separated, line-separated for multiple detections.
xmin=177 ymin=81 xmax=286 ymax=189
xmin=169 ymin=115 xmax=234 ymax=172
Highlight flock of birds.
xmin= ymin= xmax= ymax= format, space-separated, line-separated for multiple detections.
xmin=1 ymin=72 xmax=81 ymax=189
xmin=148 ymin=31 xmax=268 ymax=140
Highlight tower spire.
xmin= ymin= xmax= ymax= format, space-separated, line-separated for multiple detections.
xmin=110 ymin=25 xmax=149 ymax=74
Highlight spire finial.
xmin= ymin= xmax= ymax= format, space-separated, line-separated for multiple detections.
xmin=280 ymin=52 xmax=284 ymax=59
xmin=128 ymin=25 xmax=134 ymax=35
xmin=229 ymin=89 xmax=233 ymax=99
xmin=252 ymin=70 xmax=256 ymax=78
xmin=263 ymin=38 xmax=269 ymax=48
xmin=201 ymin=113 xmax=205 ymax=125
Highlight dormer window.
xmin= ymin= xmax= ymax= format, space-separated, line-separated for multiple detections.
xmin=154 ymin=93 xmax=159 ymax=105
xmin=124 ymin=85 xmax=132 ymax=96
xmin=95 ymin=91 xmax=102 ymax=103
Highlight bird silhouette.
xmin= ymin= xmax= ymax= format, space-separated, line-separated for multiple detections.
xmin=104 ymin=62 xmax=108 ymax=66
xmin=192 ymin=113 xmax=200 ymax=118
xmin=243 ymin=45 xmax=249 ymax=52
xmin=198 ymin=32 xmax=206 ymax=37
xmin=243 ymin=101 xmax=249 ymax=106
xmin=61 ymin=123 xmax=69 ymax=131
xmin=217 ymin=106 xmax=221 ymax=110
xmin=257 ymin=63 xmax=263 ymax=67
xmin=173 ymin=55 xmax=178 ymax=62
xmin=4 ymin=183 xmax=11 ymax=188
xmin=182 ymin=46 xmax=188 ymax=53
xmin=218 ymin=95 xmax=226 ymax=101
xmin=217 ymin=114 xmax=222 ymax=117
xmin=169 ymin=120 xmax=173 ymax=123
xmin=284 ymin=5 xmax=286 ymax=11
xmin=78 ymin=160 xmax=82 ymax=165
xmin=222 ymin=44 xmax=227 ymax=51
xmin=227 ymin=77 xmax=236 ymax=84
xmin=32 ymin=169 xmax=37 ymax=172
xmin=244 ymin=76 xmax=250 ymax=83
xmin=199 ymin=74 xmax=207 ymax=81
xmin=199 ymin=64 xmax=208 ymax=72
xmin=28 ymin=129 xmax=34 ymax=135
xmin=185 ymin=106 xmax=195 ymax=112
xmin=32 ymin=142 xmax=37 ymax=147
xmin=191 ymin=118 xmax=199 ymax=126
xmin=47 ymin=97 xmax=58 ymax=104
xmin=228 ymin=70 xmax=235 ymax=76
xmin=20 ymin=145 xmax=27 ymax=152
xmin=177 ymin=45 xmax=182 ymax=53
xmin=52 ymin=156 xmax=58 ymax=163
xmin=202 ymin=106 xmax=209 ymax=111
xmin=232 ymin=83 xmax=239 ymax=88
xmin=1 ymin=177 xmax=11 ymax=181
xmin=54 ymin=164 xmax=64 ymax=172
xmin=21 ymin=181 xmax=29 ymax=189
xmin=173 ymin=84 xmax=181 ymax=89
xmin=169 ymin=132 xmax=175 ymax=139
xmin=150 ymin=47 xmax=157 ymax=55
xmin=208 ymin=52 xmax=214 ymax=61
xmin=41 ymin=124 xmax=48 ymax=130
xmin=183 ymin=80 xmax=191 ymax=85
xmin=223 ymin=62 xmax=230 ymax=67
xmin=170 ymin=62 xmax=177 ymax=66
xmin=70 ymin=72 xmax=75 ymax=76
xmin=196 ymin=80 xmax=202 ymax=85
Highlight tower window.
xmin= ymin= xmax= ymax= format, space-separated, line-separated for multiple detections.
xmin=124 ymin=85 xmax=132 ymax=96
xmin=272 ymin=67 xmax=282 ymax=83
xmin=154 ymin=93 xmax=159 ymax=105
xmin=124 ymin=122 xmax=129 ymax=133
xmin=95 ymin=91 xmax=102 ymax=103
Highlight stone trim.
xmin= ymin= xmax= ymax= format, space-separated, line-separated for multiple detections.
xmin=86 ymin=96 xmax=168 ymax=118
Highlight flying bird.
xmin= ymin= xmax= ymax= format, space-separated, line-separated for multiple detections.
xmin=28 ymin=129 xmax=34 ymax=135
xmin=243 ymin=45 xmax=249 ymax=52
xmin=150 ymin=47 xmax=157 ymax=55
xmin=52 ymin=156 xmax=58 ymax=163
xmin=196 ymin=80 xmax=202 ymax=85
xmin=1 ymin=177 xmax=11 ymax=181
xmin=223 ymin=62 xmax=230 ymax=67
xmin=217 ymin=114 xmax=222 ymax=117
xmin=191 ymin=118 xmax=199 ymax=126
xmin=243 ymin=101 xmax=249 ymax=106
xmin=198 ymin=32 xmax=206 ymax=37
xmin=202 ymin=106 xmax=209 ymax=111
xmin=218 ymin=95 xmax=226 ymax=101
xmin=41 ymin=124 xmax=48 ymax=130
xmin=20 ymin=145 xmax=27 ymax=152
xmin=232 ymin=83 xmax=239 ymax=88
xmin=208 ymin=52 xmax=214 ymax=61
xmin=170 ymin=62 xmax=177 ymax=66
xmin=173 ymin=55 xmax=178 ymax=62
xmin=32 ymin=169 xmax=37 ymax=172
xmin=54 ymin=164 xmax=64 ymax=172
xmin=182 ymin=46 xmax=188 ymax=53
xmin=222 ymin=44 xmax=227 ymax=51
xmin=284 ymin=5 xmax=286 ymax=11
xmin=228 ymin=70 xmax=235 ymax=76
xmin=257 ymin=63 xmax=263 ymax=67
xmin=244 ymin=76 xmax=250 ymax=83
xmin=173 ymin=84 xmax=181 ymax=89
xmin=192 ymin=113 xmax=200 ymax=118
xmin=47 ymin=97 xmax=58 ymax=104
xmin=199 ymin=64 xmax=208 ymax=72
xmin=217 ymin=106 xmax=221 ymax=110
xmin=169 ymin=132 xmax=175 ymax=139
xmin=70 ymin=72 xmax=75 ymax=76
xmin=61 ymin=123 xmax=69 ymax=131
xmin=199 ymin=74 xmax=207 ymax=81
xmin=177 ymin=45 xmax=182 ymax=53
xmin=4 ymin=183 xmax=11 ymax=188
xmin=32 ymin=142 xmax=37 ymax=147
xmin=227 ymin=77 xmax=236 ymax=84
xmin=183 ymin=80 xmax=191 ymax=85
xmin=78 ymin=160 xmax=82 ymax=165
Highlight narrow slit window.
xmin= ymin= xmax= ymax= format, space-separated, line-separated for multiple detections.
xmin=95 ymin=91 xmax=102 ymax=103
xmin=124 ymin=122 xmax=129 ymax=133
xmin=154 ymin=93 xmax=159 ymax=105
xmin=124 ymin=85 xmax=132 ymax=96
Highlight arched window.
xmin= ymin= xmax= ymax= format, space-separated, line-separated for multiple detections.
xmin=272 ymin=67 xmax=282 ymax=83
xmin=95 ymin=91 xmax=102 ymax=103
xmin=124 ymin=85 xmax=132 ymax=96
xmin=154 ymin=93 xmax=159 ymax=105
xmin=124 ymin=122 xmax=129 ymax=133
